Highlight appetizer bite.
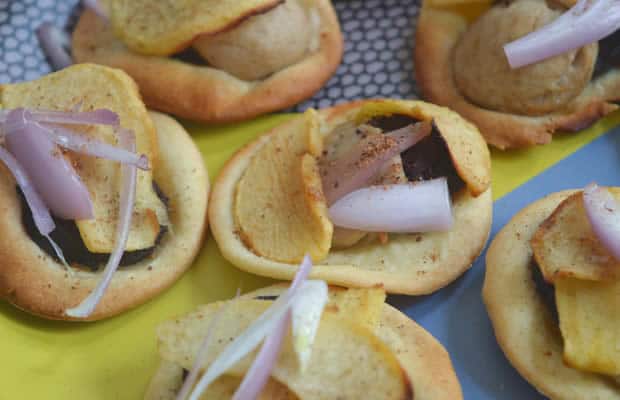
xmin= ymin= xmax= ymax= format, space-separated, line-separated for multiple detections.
xmin=415 ymin=0 xmax=620 ymax=149
xmin=209 ymin=99 xmax=492 ymax=295
xmin=484 ymin=186 xmax=620 ymax=399
xmin=0 ymin=64 xmax=209 ymax=321
xmin=71 ymin=0 xmax=343 ymax=123
xmin=145 ymin=258 xmax=462 ymax=399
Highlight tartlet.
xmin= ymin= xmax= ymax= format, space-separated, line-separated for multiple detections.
xmin=415 ymin=0 xmax=620 ymax=149
xmin=0 ymin=64 xmax=209 ymax=320
xmin=145 ymin=284 xmax=463 ymax=399
xmin=484 ymin=189 xmax=620 ymax=399
xmin=72 ymin=0 xmax=343 ymax=123
xmin=209 ymin=99 xmax=492 ymax=295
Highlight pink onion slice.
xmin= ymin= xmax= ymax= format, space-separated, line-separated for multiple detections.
xmin=504 ymin=0 xmax=620 ymax=68
xmin=290 ymin=280 xmax=328 ymax=373
xmin=4 ymin=109 xmax=94 ymax=220
xmin=65 ymin=128 xmax=138 ymax=318
xmin=1 ymin=109 xmax=119 ymax=126
xmin=328 ymin=178 xmax=453 ymax=233
xmin=232 ymin=310 xmax=292 ymax=400
xmin=2 ymin=108 xmax=147 ymax=169
xmin=189 ymin=256 xmax=314 ymax=400
xmin=176 ymin=289 xmax=241 ymax=400
xmin=36 ymin=22 xmax=72 ymax=71
xmin=30 ymin=109 xmax=120 ymax=127
xmin=233 ymin=279 xmax=328 ymax=399
xmin=0 ymin=145 xmax=69 ymax=265
xmin=322 ymin=122 xmax=432 ymax=205
xmin=0 ymin=145 xmax=54 ymax=235
xmin=583 ymin=183 xmax=620 ymax=261
xmin=41 ymin=123 xmax=149 ymax=170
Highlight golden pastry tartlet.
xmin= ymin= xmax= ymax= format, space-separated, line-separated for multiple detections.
xmin=0 ymin=64 xmax=209 ymax=320
xmin=484 ymin=189 xmax=620 ymax=399
xmin=72 ymin=0 xmax=343 ymax=123
xmin=415 ymin=0 xmax=620 ymax=149
xmin=209 ymin=99 xmax=492 ymax=295
xmin=145 ymin=285 xmax=463 ymax=399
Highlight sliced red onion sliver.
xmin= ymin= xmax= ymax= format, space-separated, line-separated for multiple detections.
xmin=0 ymin=145 xmax=55 ymax=235
xmin=176 ymin=289 xmax=241 ymax=400
xmin=504 ymin=0 xmax=620 ymax=69
xmin=42 ymin=123 xmax=149 ymax=170
xmin=4 ymin=109 xmax=94 ymax=220
xmin=329 ymin=178 xmax=453 ymax=233
xmin=189 ymin=256 xmax=314 ymax=400
xmin=45 ymin=236 xmax=70 ymax=267
xmin=65 ymin=128 xmax=138 ymax=318
xmin=232 ymin=310 xmax=292 ymax=400
xmin=2 ymin=108 xmax=146 ymax=169
xmin=0 ymin=145 xmax=70 ymax=265
xmin=233 ymin=279 xmax=328 ymax=399
xmin=31 ymin=109 xmax=120 ymax=127
xmin=322 ymin=122 xmax=432 ymax=205
xmin=36 ymin=22 xmax=72 ymax=71
xmin=583 ymin=183 xmax=620 ymax=261
xmin=1 ymin=109 xmax=119 ymax=126
xmin=290 ymin=280 xmax=328 ymax=372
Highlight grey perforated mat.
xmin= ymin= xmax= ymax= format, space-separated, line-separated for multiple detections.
xmin=0 ymin=0 xmax=421 ymax=108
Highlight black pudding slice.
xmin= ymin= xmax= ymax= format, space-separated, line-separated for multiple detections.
xmin=593 ymin=30 xmax=620 ymax=80
xmin=368 ymin=114 xmax=466 ymax=195
xmin=530 ymin=259 xmax=558 ymax=322
xmin=19 ymin=182 xmax=169 ymax=271
xmin=172 ymin=47 xmax=208 ymax=66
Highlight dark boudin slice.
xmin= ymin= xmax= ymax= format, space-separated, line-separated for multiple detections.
xmin=530 ymin=260 xmax=558 ymax=322
xmin=593 ymin=30 xmax=620 ymax=78
xmin=18 ymin=183 xmax=169 ymax=270
xmin=369 ymin=114 xmax=466 ymax=195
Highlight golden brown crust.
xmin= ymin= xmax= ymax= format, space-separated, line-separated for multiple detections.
xmin=72 ymin=1 xmax=343 ymax=123
xmin=209 ymin=100 xmax=492 ymax=295
xmin=483 ymin=190 xmax=620 ymax=399
xmin=415 ymin=7 xmax=620 ymax=150
xmin=0 ymin=112 xmax=209 ymax=321
xmin=378 ymin=302 xmax=463 ymax=400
